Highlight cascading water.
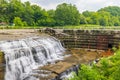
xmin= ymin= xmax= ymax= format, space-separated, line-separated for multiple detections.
xmin=52 ymin=65 xmax=80 ymax=80
xmin=0 ymin=36 xmax=66 ymax=80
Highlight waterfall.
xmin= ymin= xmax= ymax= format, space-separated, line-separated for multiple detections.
xmin=0 ymin=36 xmax=65 ymax=80
xmin=52 ymin=65 xmax=80 ymax=80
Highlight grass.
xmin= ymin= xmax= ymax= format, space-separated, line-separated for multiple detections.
xmin=0 ymin=26 xmax=44 ymax=29
xmin=54 ymin=25 xmax=120 ymax=30
xmin=0 ymin=24 xmax=120 ymax=30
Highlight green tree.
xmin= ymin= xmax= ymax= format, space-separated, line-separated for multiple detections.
xmin=82 ymin=11 xmax=100 ymax=25
xmin=90 ymin=12 xmax=100 ymax=25
xmin=0 ymin=0 xmax=9 ymax=22
xmin=70 ymin=64 xmax=103 ymax=80
xmin=55 ymin=3 xmax=80 ymax=26
xmin=111 ymin=17 xmax=120 ymax=26
xmin=98 ymin=6 xmax=120 ymax=16
xmin=47 ymin=10 xmax=56 ymax=26
xmin=1 ymin=1 xmax=120 ymax=27
xmin=98 ymin=11 xmax=111 ymax=26
xmin=99 ymin=17 xmax=108 ymax=26
xmin=22 ymin=1 xmax=34 ymax=26
xmin=6 ymin=0 xmax=24 ymax=23
xmin=31 ymin=4 xmax=42 ymax=25
xmin=83 ymin=11 xmax=94 ymax=17
xmin=13 ymin=17 xmax=23 ymax=27
xmin=79 ymin=14 xmax=87 ymax=24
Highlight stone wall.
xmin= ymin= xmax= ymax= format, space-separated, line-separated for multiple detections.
xmin=61 ymin=30 xmax=113 ymax=50
xmin=43 ymin=29 xmax=120 ymax=50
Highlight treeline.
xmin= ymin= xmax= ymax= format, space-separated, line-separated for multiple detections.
xmin=0 ymin=0 xmax=120 ymax=27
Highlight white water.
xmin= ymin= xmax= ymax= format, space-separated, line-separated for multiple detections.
xmin=0 ymin=36 xmax=65 ymax=80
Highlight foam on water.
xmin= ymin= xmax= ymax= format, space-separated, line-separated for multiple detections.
xmin=0 ymin=36 xmax=65 ymax=80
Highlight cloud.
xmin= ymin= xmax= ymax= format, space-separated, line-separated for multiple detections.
xmin=21 ymin=0 xmax=120 ymax=12
xmin=74 ymin=0 xmax=120 ymax=12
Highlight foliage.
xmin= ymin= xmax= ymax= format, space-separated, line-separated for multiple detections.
xmin=98 ymin=6 xmax=120 ymax=16
xmin=55 ymin=3 xmax=80 ymax=26
xmin=70 ymin=48 xmax=120 ymax=80
xmin=13 ymin=17 xmax=23 ymax=26
xmin=79 ymin=14 xmax=87 ymax=24
xmin=76 ymin=64 xmax=102 ymax=80
xmin=0 ymin=0 xmax=120 ymax=27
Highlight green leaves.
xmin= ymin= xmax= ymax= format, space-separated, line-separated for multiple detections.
xmin=13 ymin=17 xmax=23 ymax=26
xmin=0 ymin=1 xmax=120 ymax=27
xmin=55 ymin=3 xmax=80 ymax=26
xmin=71 ymin=49 xmax=120 ymax=80
xmin=70 ymin=64 xmax=103 ymax=80
xmin=98 ymin=6 xmax=120 ymax=16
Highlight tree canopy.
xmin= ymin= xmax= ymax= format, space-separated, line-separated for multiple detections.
xmin=98 ymin=6 xmax=120 ymax=16
xmin=0 ymin=0 xmax=120 ymax=27
xmin=55 ymin=3 xmax=80 ymax=26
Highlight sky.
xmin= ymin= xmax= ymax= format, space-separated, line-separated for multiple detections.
xmin=21 ymin=0 xmax=120 ymax=12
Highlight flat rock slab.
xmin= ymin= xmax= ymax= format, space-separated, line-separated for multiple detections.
xmin=39 ymin=49 xmax=103 ymax=80
xmin=0 ymin=29 xmax=43 ymax=41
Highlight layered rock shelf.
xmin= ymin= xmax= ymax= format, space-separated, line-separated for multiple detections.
xmin=43 ymin=29 xmax=120 ymax=50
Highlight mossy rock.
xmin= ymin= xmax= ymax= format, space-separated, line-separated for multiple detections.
xmin=0 ymin=51 xmax=4 ymax=63
xmin=0 ymin=51 xmax=5 ymax=80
